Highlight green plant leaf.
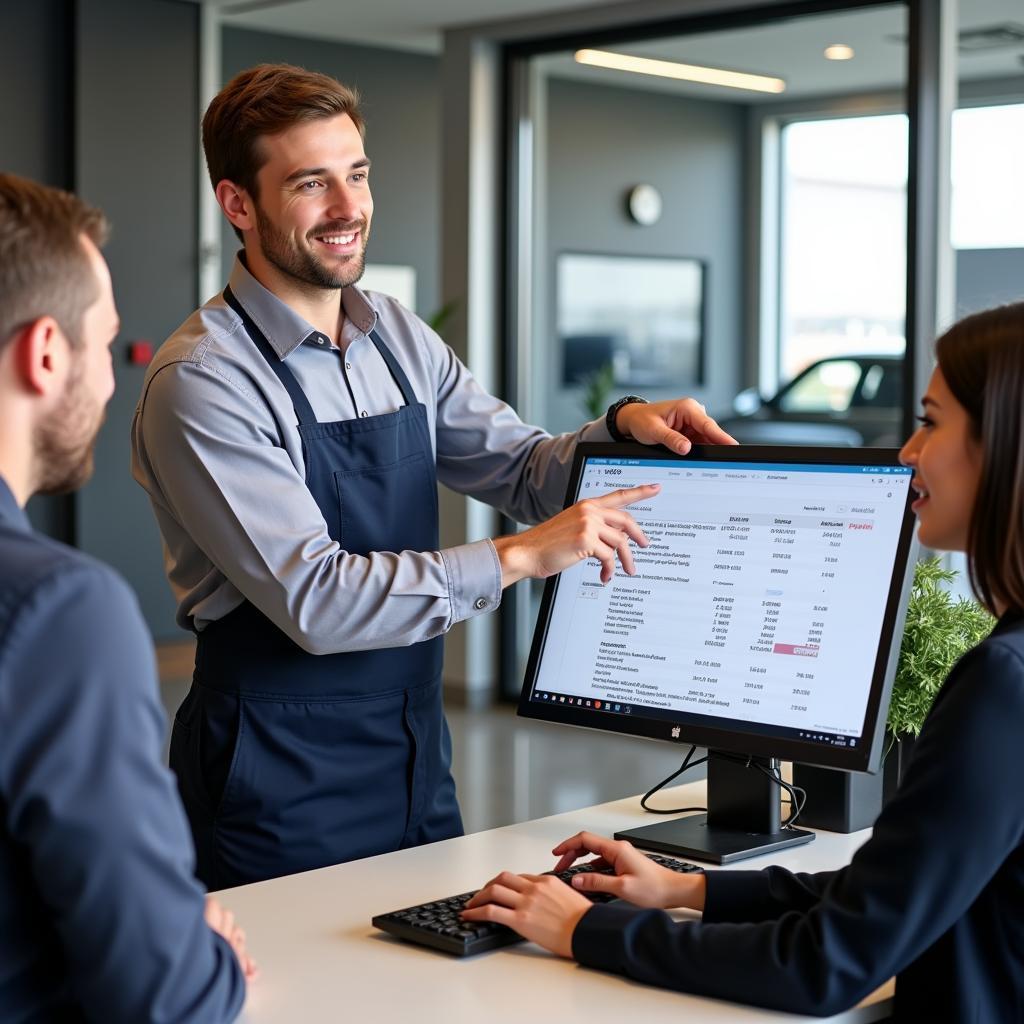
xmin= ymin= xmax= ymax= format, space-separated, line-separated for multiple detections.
xmin=426 ymin=298 xmax=460 ymax=337
xmin=580 ymin=363 xmax=616 ymax=421
xmin=888 ymin=557 xmax=994 ymax=737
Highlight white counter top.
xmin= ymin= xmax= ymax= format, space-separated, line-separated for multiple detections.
xmin=220 ymin=780 xmax=892 ymax=1023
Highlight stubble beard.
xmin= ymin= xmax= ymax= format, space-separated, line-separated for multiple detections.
xmin=254 ymin=202 xmax=369 ymax=292
xmin=34 ymin=358 xmax=105 ymax=496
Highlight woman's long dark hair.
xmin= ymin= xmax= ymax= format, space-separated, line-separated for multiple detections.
xmin=935 ymin=301 xmax=1024 ymax=616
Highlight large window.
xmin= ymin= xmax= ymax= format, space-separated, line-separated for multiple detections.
xmin=779 ymin=114 xmax=908 ymax=382
xmin=951 ymin=103 xmax=1024 ymax=250
xmin=776 ymin=100 xmax=1024 ymax=383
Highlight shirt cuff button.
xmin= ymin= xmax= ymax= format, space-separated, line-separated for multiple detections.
xmin=473 ymin=597 xmax=489 ymax=611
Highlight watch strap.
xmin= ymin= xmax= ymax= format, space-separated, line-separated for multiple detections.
xmin=606 ymin=395 xmax=648 ymax=442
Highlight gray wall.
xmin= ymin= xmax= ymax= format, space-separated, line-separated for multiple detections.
xmin=0 ymin=0 xmax=72 ymax=187
xmin=543 ymin=78 xmax=746 ymax=434
xmin=73 ymin=0 xmax=199 ymax=639
xmin=1 ymin=0 xmax=75 ymax=542
xmin=1 ymin=0 xmax=199 ymax=639
xmin=956 ymin=247 xmax=1024 ymax=317
xmin=221 ymin=28 xmax=442 ymax=319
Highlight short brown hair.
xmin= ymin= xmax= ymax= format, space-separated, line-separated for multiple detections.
xmin=935 ymin=302 xmax=1024 ymax=615
xmin=0 ymin=174 xmax=109 ymax=352
xmin=202 ymin=63 xmax=364 ymax=200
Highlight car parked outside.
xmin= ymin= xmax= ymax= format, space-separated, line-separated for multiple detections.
xmin=717 ymin=355 xmax=904 ymax=448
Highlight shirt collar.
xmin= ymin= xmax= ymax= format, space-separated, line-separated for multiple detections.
xmin=0 ymin=475 xmax=30 ymax=533
xmin=227 ymin=253 xmax=380 ymax=359
xmin=994 ymin=605 xmax=1024 ymax=633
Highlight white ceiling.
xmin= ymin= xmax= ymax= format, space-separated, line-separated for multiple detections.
xmin=203 ymin=0 xmax=1024 ymax=101
xmin=539 ymin=6 xmax=912 ymax=104
xmin=204 ymin=0 xmax=604 ymax=53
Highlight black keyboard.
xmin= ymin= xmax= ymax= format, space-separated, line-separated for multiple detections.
xmin=372 ymin=854 xmax=702 ymax=956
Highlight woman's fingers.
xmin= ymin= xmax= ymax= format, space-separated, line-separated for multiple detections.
xmin=464 ymin=873 xmax=530 ymax=910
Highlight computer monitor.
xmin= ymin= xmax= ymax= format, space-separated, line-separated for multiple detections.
xmin=517 ymin=443 xmax=917 ymax=864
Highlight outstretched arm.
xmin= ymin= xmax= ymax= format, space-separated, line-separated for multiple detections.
xmin=430 ymin=332 xmax=735 ymax=526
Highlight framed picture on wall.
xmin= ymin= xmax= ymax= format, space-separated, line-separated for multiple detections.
xmin=557 ymin=252 xmax=705 ymax=389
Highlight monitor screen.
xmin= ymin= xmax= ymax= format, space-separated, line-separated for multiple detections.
xmin=518 ymin=443 xmax=917 ymax=778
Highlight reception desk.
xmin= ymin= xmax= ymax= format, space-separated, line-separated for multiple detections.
xmin=221 ymin=779 xmax=892 ymax=1023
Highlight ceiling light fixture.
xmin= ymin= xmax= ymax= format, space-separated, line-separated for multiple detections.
xmin=574 ymin=48 xmax=786 ymax=94
xmin=824 ymin=44 xmax=855 ymax=61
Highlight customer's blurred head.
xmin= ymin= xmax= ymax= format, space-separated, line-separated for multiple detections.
xmin=0 ymin=173 xmax=118 ymax=498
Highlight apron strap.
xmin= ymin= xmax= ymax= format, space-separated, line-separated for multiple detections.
xmin=224 ymin=286 xmax=318 ymax=427
xmin=368 ymin=328 xmax=419 ymax=407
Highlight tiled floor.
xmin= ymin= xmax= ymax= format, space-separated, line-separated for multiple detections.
xmin=157 ymin=642 xmax=704 ymax=836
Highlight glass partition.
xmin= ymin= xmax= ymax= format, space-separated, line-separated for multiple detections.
xmin=503 ymin=2 xmax=914 ymax=695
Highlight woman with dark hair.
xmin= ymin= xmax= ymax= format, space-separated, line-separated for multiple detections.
xmin=464 ymin=302 xmax=1024 ymax=1021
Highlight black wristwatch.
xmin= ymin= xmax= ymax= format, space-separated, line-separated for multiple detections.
xmin=606 ymin=395 xmax=648 ymax=442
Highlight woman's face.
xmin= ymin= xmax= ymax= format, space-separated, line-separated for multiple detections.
xmin=899 ymin=367 xmax=983 ymax=552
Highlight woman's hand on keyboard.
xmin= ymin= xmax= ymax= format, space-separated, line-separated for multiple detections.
xmin=462 ymin=871 xmax=591 ymax=958
xmin=553 ymin=832 xmax=707 ymax=911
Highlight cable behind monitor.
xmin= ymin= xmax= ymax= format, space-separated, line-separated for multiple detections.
xmin=640 ymin=745 xmax=807 ymax=827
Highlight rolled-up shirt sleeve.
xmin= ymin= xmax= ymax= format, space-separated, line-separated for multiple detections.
xmin=0 ymin=564 xmax=244 ymax=1023
xmin=136 ymin=360 xmax=502 ymax=655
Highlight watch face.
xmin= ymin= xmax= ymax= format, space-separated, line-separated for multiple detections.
xmin=627 ymin=184 xmax=662 ymax=226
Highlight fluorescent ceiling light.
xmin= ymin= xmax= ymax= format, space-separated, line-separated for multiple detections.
xmin=824 ymin=44 xmax=855 ymax=61
xmin=574 ymin=48 xmax=786 ymax=94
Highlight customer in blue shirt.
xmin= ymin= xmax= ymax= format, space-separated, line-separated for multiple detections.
xmin=0 ymin=173 xmax=252 ymax=1021
xmin=466 ymin=303 xmax=1024 ymax=1021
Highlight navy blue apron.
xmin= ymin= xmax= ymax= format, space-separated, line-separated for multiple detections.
xmin=169 ymin=287 xmax=463 ymax=890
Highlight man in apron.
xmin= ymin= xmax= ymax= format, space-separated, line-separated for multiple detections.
xmin=131 ymin=64 xmax=733 ymax=890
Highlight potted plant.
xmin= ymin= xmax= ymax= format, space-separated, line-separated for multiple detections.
xmin=882 ymin=557 xmax=994 ymax=798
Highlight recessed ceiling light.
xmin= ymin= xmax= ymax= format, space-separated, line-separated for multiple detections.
xmin=824 ymin=44 xmax=855 ymax=61
xmin=574 ymin=48 xmax=786 ymax=94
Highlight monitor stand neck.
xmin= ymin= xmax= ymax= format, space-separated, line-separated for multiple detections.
xmin=614 ymin=750 xmax=815 ymax=865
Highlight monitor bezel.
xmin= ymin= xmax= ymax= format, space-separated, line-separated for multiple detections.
xmin=516 ymin=442 xmax=918 ymax=774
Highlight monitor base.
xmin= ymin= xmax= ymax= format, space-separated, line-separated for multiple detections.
xmin=615 ymin=814 xmax=815 ymax=865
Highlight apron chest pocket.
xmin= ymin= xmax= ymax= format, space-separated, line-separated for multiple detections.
xmin=335 ymin=451 xmax=435 ymax=555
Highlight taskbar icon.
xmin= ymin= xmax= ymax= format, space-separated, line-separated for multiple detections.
xmin=537 ymin=691 xmax=630 ymax=715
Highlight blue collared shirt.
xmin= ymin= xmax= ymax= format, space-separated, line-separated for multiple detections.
xmin=0 ymin=475 xmax=244 ymax=1022
xmin=131 ymin=256 xmax=610 ymax=654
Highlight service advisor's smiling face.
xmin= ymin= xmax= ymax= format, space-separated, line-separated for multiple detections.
xmin=250 ymin=112 xmax=373 ymax=292
xmin=899 ymin=367 xmax=983 ymax=553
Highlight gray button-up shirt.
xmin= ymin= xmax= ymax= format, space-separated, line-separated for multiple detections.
xmin=131 ymin=256 xmax=611 ymax=655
